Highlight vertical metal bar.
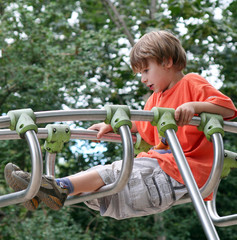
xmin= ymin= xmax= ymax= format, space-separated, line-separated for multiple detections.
xmin=165 ymin=129 xmax=219 ymax=240
xmin=65 ymin=125 xmax=134 ymax=205
xmin=0 ymin=130 xmax=43 ymax=207
xmin=45 ymin=152 xmax=56 ymax=176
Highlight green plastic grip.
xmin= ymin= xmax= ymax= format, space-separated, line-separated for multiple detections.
xmin=7 ymin=108 xmax=38 ymax=138
xmin=222 ymin=150 xmax=237 ymax=179
xmin=104 ymin=105 xmax=132 ymax=134
xmin=134 ymin=133 xmax=153 ymax=155
xmin=198 ymin=113 xmax=224 ymax=141
xmin=151 ymin=107 xmax=178 ymax=137
xmin=44 ymin=124 xmax=71 ymax=153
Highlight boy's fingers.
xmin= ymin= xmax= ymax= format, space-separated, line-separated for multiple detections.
xmin=88 ymin=124 xmax=99 ymax=131
xmin=175 ymin=108 xmax=181 ymax=122
xmin=97 ymin=128 xmax=108 ymax=139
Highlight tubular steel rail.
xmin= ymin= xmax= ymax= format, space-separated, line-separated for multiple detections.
xmin=0 ymin=130 xmax=43 ymax=207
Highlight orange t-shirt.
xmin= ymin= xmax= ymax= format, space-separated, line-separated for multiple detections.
xmin=136 ymin=73 xmax=237 ymax=200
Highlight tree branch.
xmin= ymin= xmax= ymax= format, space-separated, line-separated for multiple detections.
xmin=150 ymin=0 xmax=157 ymax=20
xmin=102 ymin=0 xmax=135 ymax=46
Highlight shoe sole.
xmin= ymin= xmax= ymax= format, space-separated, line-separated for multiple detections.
xmin=5 ymin=163 xmax=68 ymax=210
xmin=4 ymin=163 xmax=40 ymax=211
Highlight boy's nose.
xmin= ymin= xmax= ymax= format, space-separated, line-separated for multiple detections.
xmin=141 ymin=75 xmax=147 ymax=84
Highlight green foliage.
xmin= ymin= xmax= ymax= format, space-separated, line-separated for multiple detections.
xmin=0 ymin=206 xmax=90 ymax=240
xmin=0 ymin=0 xmax=236 ymax=239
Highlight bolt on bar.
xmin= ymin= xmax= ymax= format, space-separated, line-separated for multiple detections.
xmin=0 ymin=130 xmax=43 ymax=207
xmin=65 ymin=125 xmax=134 ymax=205
xmin=165 ymin=128 xmax=220 ymax=240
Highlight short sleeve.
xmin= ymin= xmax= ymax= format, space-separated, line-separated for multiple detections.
xmin=187 ymin=74 xmax=237 ymax=120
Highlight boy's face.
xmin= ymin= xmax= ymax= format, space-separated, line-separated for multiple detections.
xmin=140 ymin=59 xmax=173 ymax=93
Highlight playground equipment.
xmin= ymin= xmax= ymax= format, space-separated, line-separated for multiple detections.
xmin=0 ymin=106 xmax=236 ymax=240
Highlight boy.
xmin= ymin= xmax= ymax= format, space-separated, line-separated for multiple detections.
xmin=5 ymin=30 xmax=237 ymax=219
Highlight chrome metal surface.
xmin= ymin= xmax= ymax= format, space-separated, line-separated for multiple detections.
xmin=0 ymin=109 xmax=237 ymax=133
xmin=165 ymin=129 xmax=219 ymax=240
xmin=0 ymin=131 xmax=43 ymax=207
xmin=200 ymin=133 xmax=224 ymax=198
xmin=207 ymin=181 xmax=237 ymax=227
xmin=0 ymin=128 xmax=137 ymax=144
xmin=45 ymin=152 xmax=56 ymax=176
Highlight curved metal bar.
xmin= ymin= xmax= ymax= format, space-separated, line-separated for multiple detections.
xmin=175 ymin=133 xmax=224 ymax=205
xmin=64 ymin=125 xmax=134 ymax=206
xmin=0 ymin=116 xmax=10 ymax=129
xmin=165 ymin=128 xmax=219 ymax=240
xmin=0 ymin=130 xmax=43 ymax=207
xmin=199 ymin=133 xmax=224 ymax=198
xmin=206 ymin=181 xmax=237 ymax=227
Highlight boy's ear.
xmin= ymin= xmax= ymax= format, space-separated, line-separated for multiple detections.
xmin=162 ymin=57 xmax=173 ymax=69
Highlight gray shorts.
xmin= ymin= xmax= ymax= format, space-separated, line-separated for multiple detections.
xmin=84 ymin=157 xmax=187 ymax=220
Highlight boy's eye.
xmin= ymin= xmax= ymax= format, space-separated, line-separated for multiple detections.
xmin=142 ymin=69 xmax=148 ymax=73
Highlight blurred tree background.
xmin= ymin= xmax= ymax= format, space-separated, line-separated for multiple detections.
xmin=0 ymin=0 xmax=236 ymax=239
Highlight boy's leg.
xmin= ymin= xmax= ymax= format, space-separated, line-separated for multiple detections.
xmin=85 ymin=157 xmax=188 ymax=220
xmin=4 ymin=163 xmax=105 ymax=210
xmin=67 ymin=171 xmax=105 ymax=195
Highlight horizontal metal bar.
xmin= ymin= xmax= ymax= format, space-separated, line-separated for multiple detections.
xmin=0 ymin=128 xmax=137 ymax=143
xmin=1 ymin=109 xmax=236 ymax=134
xmin=35 ymin=109 xmax=107 ymax=123
xmin=0 ymin=116 xmax=11 ymax=129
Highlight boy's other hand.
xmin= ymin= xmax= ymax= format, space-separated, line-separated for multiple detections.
xmin=175 ymin=103 xmax=195 ymax=126
xmin=88 ymin=123 xmax=113 ymax=139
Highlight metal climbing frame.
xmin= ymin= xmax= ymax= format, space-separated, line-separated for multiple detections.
xmin=0 ymin=107 xmax=236 ymax=240
xmin=0 ymin=130 xmax=43 ymax=207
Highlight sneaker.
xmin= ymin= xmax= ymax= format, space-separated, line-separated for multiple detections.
xmin=4 ymin=163 xmax=40 ymax=211
xmin=4 ymin=163 xmax=68 ymax=211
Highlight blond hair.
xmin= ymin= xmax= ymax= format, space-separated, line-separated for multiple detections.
xmin=130 ymin=30 xmax=186 ymax=73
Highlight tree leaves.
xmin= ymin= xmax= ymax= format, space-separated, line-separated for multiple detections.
xmin=0 ymin=0 xmax=236 ymax=239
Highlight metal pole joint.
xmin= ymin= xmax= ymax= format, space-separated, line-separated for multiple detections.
xmin=44 ymin=124 xmax=71 ymax=153
xmin=198 ymin=113 xmax=224 ymax=141
xmin=134 ymin=133 xmax=152 ymax=155
xmin=7 ymin=108 xmax=38 ymax=138
xmin=104 ymin=105 xmax=132 ymax=133
xmin=151 ymin=107 xmax=177 ymax=137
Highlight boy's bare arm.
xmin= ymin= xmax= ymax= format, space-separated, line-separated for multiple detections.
xmin=175 ymin=102 xmax=235 ymax=126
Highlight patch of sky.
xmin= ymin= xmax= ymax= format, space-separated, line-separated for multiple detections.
xmin=202 ymin=64 xmax=224 ymax=89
